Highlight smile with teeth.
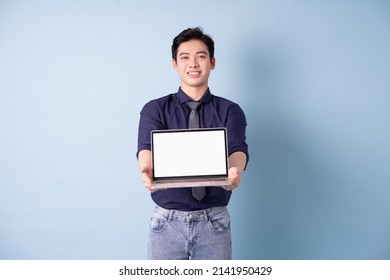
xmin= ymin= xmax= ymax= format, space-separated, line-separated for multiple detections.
xmin=187 ymin=71 xmax=201 ymax=77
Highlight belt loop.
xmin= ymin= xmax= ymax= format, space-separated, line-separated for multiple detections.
xmin=204 ymin=209 xmax=209 ymax=221
xmin=168 ymin=210 xmax=174 ymax=222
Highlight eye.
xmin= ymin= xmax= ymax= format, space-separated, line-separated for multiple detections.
xmin=180 ymin=56 xmax=189 ymax=60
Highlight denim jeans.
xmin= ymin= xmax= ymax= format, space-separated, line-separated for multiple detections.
xmin=148 ymin=205 xmax=232 ymax=260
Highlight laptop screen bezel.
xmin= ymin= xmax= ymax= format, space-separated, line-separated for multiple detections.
xmin=150 ymin=128 xmax=229 ymax=181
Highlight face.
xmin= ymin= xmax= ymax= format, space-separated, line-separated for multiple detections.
xmin=172 ymin=39 xmax=216 ymax=93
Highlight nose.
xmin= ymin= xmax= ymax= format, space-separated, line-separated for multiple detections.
xmin=189 ymin=57 xmax=199 ymax=68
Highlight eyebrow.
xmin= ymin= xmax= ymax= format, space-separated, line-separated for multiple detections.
xmin=178 ymin=51 xmax=208 ymax=56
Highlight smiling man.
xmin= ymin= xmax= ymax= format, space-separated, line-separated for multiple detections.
xmin=137 ymin=27 xmax=249 ymax=260
xmin=173 ymin=39 xmax=214 ymax=99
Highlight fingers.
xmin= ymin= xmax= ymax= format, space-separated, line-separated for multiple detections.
xmin=223 ymin=167 xmax=240 ymax=191
xmin=141 ymin=171 xmax=153 ymax=192
xmin=141 ymin=167 xmax=242 ymax=192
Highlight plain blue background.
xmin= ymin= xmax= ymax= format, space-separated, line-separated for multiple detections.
xmin=1 ymin=0 xmax=389 ymax=259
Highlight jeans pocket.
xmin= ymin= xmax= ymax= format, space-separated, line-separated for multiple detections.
xmin=150 ymin=217 xmax=167 ymax=233
xmin=208 ymin=212 xmax=231 ymax=233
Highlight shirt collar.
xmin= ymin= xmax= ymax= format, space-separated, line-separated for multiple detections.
xmin=177 ymin=87 xmax=212 ymax=105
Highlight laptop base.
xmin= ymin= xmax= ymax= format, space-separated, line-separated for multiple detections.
xmin=151 ymin=178 xmax=231 ymax=189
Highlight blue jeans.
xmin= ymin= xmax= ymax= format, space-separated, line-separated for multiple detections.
xmin=148 ymin=205 xmax=232 ymax=260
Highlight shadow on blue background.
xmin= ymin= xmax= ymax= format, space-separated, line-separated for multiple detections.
xmin=231 ymin=27 xmax=390 ymax=259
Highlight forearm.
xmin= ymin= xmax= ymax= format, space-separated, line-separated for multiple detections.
xmin=138 ymin=149 xmax=152 ymax=172
xmin=228 ymin=151 xmax=247 ymax=173
xmin=138 ymin=149 xmax=154 ymax=191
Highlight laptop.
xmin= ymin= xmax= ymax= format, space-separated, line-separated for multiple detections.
xmin=150 ymin=128 xmax=231 ymax=189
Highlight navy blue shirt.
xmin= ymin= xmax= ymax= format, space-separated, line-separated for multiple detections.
xmin=137 ymin=87 xmax=248 ymax=211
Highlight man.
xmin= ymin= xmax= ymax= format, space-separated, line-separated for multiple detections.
xmin=137 ymin=27 xmax=248 ymax=260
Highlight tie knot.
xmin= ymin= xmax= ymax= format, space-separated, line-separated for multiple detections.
xmin=188 ymin=101 xmax=201 ymax=110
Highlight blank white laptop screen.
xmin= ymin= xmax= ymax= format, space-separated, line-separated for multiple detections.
xmin=152 ymin=128 xmax=228 ymax=179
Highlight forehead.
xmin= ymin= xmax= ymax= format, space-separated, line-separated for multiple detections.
xmin=177 ymin=39 xmax=209 ymax=55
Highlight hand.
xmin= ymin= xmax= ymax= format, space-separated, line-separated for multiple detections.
xmin=139 ymin=168 xmax=159 ymax=193
xmin=140 ymin=167 xmax=153 ymax=191
xmin=138 ymin=150 xmax=164 ymax=192
xmin=140 ymin=168 xmax=166 ymax=193
xmin=223 ymin=167 xmax=241 ymax=191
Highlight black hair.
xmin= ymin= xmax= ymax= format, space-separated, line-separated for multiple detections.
xmin=171 ymin=27 xmax=215 ymax=62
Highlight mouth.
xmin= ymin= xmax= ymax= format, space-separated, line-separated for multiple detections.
xmin=187 ymin=71 xmax=201 ymax=78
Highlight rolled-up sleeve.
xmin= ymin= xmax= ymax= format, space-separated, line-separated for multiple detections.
xmin=225 ymin=103 xmax=249 ymax=169
xmin=137 ymin=101 xmax=164 ymax=156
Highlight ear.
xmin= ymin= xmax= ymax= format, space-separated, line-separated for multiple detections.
xmin=211 ymin=57 xmax=216 ymax=70
xmin=172 ymin=59 xmax=178 ymax=71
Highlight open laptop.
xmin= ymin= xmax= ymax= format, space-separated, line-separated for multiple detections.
xmin=151 ymin=128 xmax=231 ymax=189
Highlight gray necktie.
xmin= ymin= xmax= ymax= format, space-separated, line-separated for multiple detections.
xmin=188 ymin=101 xmax=206 ymax=201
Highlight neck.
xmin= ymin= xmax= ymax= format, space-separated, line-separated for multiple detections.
xmin=181 ymin=85 xmax=208 ymax=101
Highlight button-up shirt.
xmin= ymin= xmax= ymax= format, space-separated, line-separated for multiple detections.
xmin=137 ymin=87 xmax=248 ymax=211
